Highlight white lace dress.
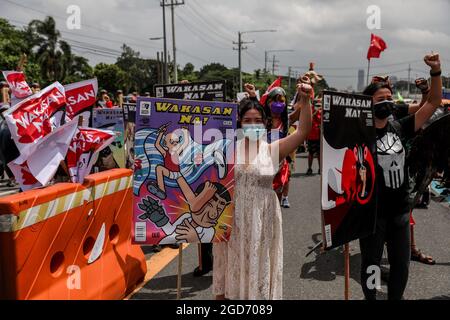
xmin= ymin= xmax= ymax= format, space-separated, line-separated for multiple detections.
xmin=213 ymin=140 xmax=283 ymax=300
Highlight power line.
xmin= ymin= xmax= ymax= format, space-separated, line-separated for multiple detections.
xmin=190 ymin=0 xmax=236 ymax=38
xmin=175 ymin=12 xmax=230 ymax=50
xmin=184 ymin=2 xmax=234 ymax=43
xmin=1 ymin=0 xmax=158 ymax=45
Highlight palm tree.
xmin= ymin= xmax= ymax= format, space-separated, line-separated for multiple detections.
xmin=27 ymin=16 xmax=86 ymax=84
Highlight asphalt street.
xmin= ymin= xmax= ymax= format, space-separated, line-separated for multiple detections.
xmin=131 ymin=153 xmax=450 ymax=300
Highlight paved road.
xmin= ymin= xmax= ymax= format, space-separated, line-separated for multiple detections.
xmin=132 ymin=153 xmax=450 ymax=300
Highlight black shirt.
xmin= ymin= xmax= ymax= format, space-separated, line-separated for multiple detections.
xmin=376 ymin=115 xmax=415 ymax=216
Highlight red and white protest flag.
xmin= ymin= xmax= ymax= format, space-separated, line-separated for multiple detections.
xmin=64 ymin=78 xmax=98 ymax=125
xmin=3 ymin=82 xmax=66 ymax=160
xmin=67 ymin=127 xmax=115 ymax=183
xmin=8 ymin=161 xmax=43 ymax=191
xmin=2 ymin=71 xmax=33 ymax=99
xmin=9 ymin=118 xmax=78 ymax=190
xmin=24 ymin=118 xmax=78 ymax=185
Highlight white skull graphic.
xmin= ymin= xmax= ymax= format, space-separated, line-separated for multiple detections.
xmin=377 ymin=131 xmax=405 ymax=189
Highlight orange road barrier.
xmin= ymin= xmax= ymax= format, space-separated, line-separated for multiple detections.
xmin=0 ymin=169 xmax=146 ymax=300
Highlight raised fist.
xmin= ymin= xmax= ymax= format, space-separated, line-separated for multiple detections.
xmin=424 ymin=53 xmax=441 ymax=72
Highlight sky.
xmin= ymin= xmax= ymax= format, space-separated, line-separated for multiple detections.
xmin=1 ymin=0 xmax=449 ymax=90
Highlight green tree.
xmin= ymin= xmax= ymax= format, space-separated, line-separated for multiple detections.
xmin=0 ymin=18 xmax=41 ymax=83
xmin=116 ymin=44 xmax=158 ymax=93
xmin=94 ymin=63 xmax=126 ymax=94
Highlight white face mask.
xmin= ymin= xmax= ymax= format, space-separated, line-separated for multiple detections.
xmin=242 ymin=124 xmax=266 ymax=141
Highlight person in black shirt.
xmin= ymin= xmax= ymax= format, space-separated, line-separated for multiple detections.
xmin=359 ymin=53 xmax=443 ymax=300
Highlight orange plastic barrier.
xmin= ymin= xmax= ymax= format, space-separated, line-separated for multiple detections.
xmin=0 ymin=169 xmax=146 ymax=300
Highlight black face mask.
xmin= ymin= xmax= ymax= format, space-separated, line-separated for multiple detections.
xmin=373 ymin=100 xmax=394 ymax=119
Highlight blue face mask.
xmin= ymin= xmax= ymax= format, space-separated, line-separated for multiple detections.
xmin=242 ymin=124 xmax=266 ymax=141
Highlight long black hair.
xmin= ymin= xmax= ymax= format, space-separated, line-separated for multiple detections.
xmin=237 ymin=98 xmax=269 ymax=129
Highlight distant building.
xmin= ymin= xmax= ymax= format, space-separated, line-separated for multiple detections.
xmin=357 ymin=69 xmax=365 ymax=92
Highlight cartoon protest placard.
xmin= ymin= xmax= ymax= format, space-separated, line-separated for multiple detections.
xmin=133 ymin=97 xmax=236 ymax=245
xmin=321 ymin=91 xmax=377 ymax=250
xmin=154 ymin=80 xmax=226 ymax=102
xmin=123 ymin=102 xmax=136 ymax=169
xmin=93 ymin=108 xmax=126 ymax=169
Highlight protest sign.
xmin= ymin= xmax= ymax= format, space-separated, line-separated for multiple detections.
xmin=132 ymin=97 xmax=236 ymax=245
xmin=64 ymin=78 xmax=98 ymax=126
xmin=321 ymin=91 xmax=377 ymax=250
xmin=93 ymin=108 xmax=126 ymax=169
xmin=154 ymin=80 xmax=226 ymax=102
xmin=2 ymin=71 xmax=32 ymax=99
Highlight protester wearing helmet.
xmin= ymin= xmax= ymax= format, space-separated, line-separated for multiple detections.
xmin=359 ymin=53 xmax=443 ymax=300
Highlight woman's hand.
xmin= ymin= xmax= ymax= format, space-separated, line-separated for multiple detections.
xmin=244 ymin=83 xmax=257 ymax=98
xmin=297 ymin=82 xmax=313 ymax=99
xmin=424 ymin=53 xmax=441 ymax=72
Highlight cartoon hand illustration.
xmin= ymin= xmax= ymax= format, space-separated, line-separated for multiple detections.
xmin=204 ymin=181 xmax=218 ymax=199
xmin=138 ymin=196 xmax=169 ymax=227
xmin=175 ymin=220 xmax=200 ymax=243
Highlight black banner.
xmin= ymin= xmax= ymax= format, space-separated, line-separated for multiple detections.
xmin=321 ymin=91 xmax=377 ymax=250
xmin=123 ymin=102 xmax=136 ymax=124
xmin=153 ymin=80 xmax=226 ymax=101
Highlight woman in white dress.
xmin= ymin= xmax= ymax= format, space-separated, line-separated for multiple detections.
xmin=213 ymin=81 xmax=313 ymax=300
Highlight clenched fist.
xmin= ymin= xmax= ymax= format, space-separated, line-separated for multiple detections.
xmin=424 ymin=53 xmax=441 ymax=72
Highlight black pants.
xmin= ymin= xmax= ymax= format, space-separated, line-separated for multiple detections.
xmin=200 ymin=243 xmax=213 ymax=270
xmin=359 ymin=212 xmax=410 ymax=300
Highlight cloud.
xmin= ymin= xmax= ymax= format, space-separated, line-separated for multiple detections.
xmin=1 ymin=0 xmax=449 ymax=90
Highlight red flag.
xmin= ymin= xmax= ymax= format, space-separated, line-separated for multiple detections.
xmin=260 ymin=76 xmax=282 ymax=106
xmin=367 ymin=33 xmax=387 ymax=60
xmin=67 ymin=127 xmax=115 ymax=183
xmin=2 ymin=71 xmax=33 ymax=99
xmin=3 ymin=82 xmax=66 ymax=158
xmin=64 ymin=78 xmax=98 ymax=120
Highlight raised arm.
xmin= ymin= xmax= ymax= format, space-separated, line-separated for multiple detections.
xmin=272 ymin=83 xmax=312 ymax=162
xmin=414 ymin=53 xmax=442 ymax=131
xmin=407 ymin=78 xmax=431 ymax=114
xmin=155 ymin=125 xmax=167 ymax=156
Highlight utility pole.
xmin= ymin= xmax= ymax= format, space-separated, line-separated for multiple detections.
xmin=271 ymin=55 xmax=279 ymax=75
xmin=288 ymin=67 xmax=292 ymax=91
xmin=233 ymin=32 xmax=254 ymax=92
xmin=161 ymin=0 xmax=184 ymax=84
xmin=407 ymin=64 xmax=411 ymax=96
xmin=157 ymin=51 xmax=162 ymax=84
xmin=234 ymin=30 xmax=277 ymax=92
xmin=161 ymin=1 xmax=168 ymax=84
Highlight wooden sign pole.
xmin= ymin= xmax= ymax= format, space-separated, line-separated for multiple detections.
xmin=177 ymin=245 xmax=183 ymax=300
xmin=344 ymin=243 xmax=350 ymax=300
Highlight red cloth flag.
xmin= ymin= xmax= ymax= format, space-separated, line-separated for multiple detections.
xmin=2 ymin=71 xmax=33 ymax=99
xmin=64 ymin=78 xmax=98 ymax=120
xmin=260 ymin=76 xmax=282 ymax=106
xmin=367 ymin=33 xmax=387 ymax=60
xmin=3 ymin=82 xmax=66 ymax=159
xmin=67 ymin=127 xmax=115 ymax=183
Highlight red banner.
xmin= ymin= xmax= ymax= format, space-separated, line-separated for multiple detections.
xmin=64 ymin=78 xmax=98 ymax=119
xmin=3 ymin=82 xmax=66 ymax=158
xmin=2 ymin=71 xmax=33 ymax=99
xmin=67 ymin=127 xmax=115 ymax=183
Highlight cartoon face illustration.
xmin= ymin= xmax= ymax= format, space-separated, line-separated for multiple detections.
xmin=191 ymin=183 xmax=230 ymax=228
xmin=164 ymin=132 xmax=182 ymax=152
